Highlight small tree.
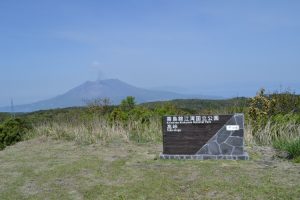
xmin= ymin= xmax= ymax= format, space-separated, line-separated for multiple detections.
xmin=109 ymin=96 xmax=137 ymax=123
xmin=85 ymin=98 xmax=112 ymax=115
xmin=120 ymin=96 xmax=136 ymax=112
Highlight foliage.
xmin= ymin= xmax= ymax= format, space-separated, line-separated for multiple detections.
xmin=5 ymin=96 xmax=252 ymax=124
xmin=120 ymin=96 xmax=136 ymax=112
xmin=271 ymin=113 xmax=300 ymax=125
xmin=128 ymin=106 xmax=153 ymax=125
xmin=248 ymin=88 xmax=300 ymax=124
xmin=85 ymin=98 xmax=112 ymax=116
xmin=248 ymin=89 xmax=275 ymax=124
xmin=21 ymin=107 xmax=88 ymax=124
xmin=273 ymin=138 xmax=300 ymax=159
xmin=153 ymin=102 xmax=185 ymax=116
xmin=142 ymin=97 xmax=249 ymax=114
xmin=1 ymin=91 xmax=299 ymax=162
xmin=247 ymin=89 xmax=300 ymax=144
xmin=109 ymin=96 xmax=154 ymax=125
xmin=0 ymin=118 xmax=32 ymax=150
xmin=294 ymin=156 xmax=300 ymax=163
xmin=270 ymin=89 xmax=300 ymax=114
xmin=0 ymin=112 xmax=11 ymax=123
xmin=109 ymin=107 xmax=128 ymax=122
xmin=246 ymin=120 xmax=300 ymax=145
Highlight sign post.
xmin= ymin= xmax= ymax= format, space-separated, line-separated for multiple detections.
xmin=160 ymin=113 xmax=249 ymax=160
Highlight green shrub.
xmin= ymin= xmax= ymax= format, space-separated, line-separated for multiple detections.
xmin=271 ymin=114 xmax=300 ymax=125
xmin=248 ymin=89 xmax=275 ymax=125
xmin=270 ymin=89 xmax=300 ymax=115
xmin=294 ymin=156 xmax=300 ymax=163
xmin=247 ymin=89 xmax=300 ymax=149
xmin=109 ymin=96 xmax=137 ymax=123
xmin=273 ymin=138 xmax=300 ymax=159
xmin=153 ymin=102 xmax=184 ymax=116
xmin=85 ymin=97 xmax=112 ymax=116
xmin=109 ymin=107 xmax=129 ymax=122
xmin=248 ymin=89 xmax=300 ymax=124
xmin=0 ymin=118 xmax=32 ymax=150
xmin=128 ymin=106 xmax=153 ymax=125
xmin=0 ymin=125 xmax=4 ymax=150
xmin=120 ymin=96 xmax=136 ymax=112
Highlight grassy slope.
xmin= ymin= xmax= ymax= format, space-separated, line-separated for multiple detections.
xmin=1 ymin=138 xmax=300 ymax=200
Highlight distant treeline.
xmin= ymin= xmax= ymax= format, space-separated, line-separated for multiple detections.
xmin=0 ymin=97 xmax=249 ymax=124
xmin=0 ymin=92 xmax=299 ymax=124
xmin=141 ymin=97 xmax=249 ymax=114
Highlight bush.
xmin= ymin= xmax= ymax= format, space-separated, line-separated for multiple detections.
xmin=120 ymin=96 xmax=136 ymax=112
xmin=270 ymin=89 xmax=300 ymax=115
xmin=248 ymin=88 xmax=300 ymax=125
xmin=294 ymin=156 xmax=300 ymax=163
xmin=0 ymin=118 xmax=32 ymax=150
xmin=247 ymin=89 xmax=300 ymax=147
xmin=85 ymin=97 xmax=112 ymax=116
xmin=109 ymin=107 xmax=129 ymax=122
xmin=153 ymin=102 xmax=184 ymax=116
xmin=271 ymin=114 xmax=300 ymax=125
xmin=248 ymin=89 xmax=275 ymax=124
xmin=273 ymin=138 xmax=300 ymax=159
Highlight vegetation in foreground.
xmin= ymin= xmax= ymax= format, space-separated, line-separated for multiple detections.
xmin=0 ymin=89 xmax=300 ymax=199
xmin=1 ymin=89 xmax=300 ymax=161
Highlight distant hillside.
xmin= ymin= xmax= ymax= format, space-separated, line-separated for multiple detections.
xmin=142 ymin=98 xmax=249 ymax=112
xmin=0 ymin=79 xmax=214 ymax=112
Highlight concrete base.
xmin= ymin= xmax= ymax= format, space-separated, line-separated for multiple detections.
xmin=160 ymin=152 xmax=249 ymax=160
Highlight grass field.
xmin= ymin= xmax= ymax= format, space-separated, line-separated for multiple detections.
xmin=1 ymin=137 xmax=300 ymax=200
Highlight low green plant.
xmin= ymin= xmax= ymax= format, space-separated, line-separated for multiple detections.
xmin=273 ymin=138 xmax=300 ymax=159
xmin=0 ymin=118 xmax=32 ymax=150
xmin=294 ymin=156 xmax=300 ymax=163
xmin=271 ymin=113 xmax=300 ymax=125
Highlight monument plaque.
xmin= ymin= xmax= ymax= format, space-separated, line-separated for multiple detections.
xmin=160 ymin=113 xmax=249 ymax=160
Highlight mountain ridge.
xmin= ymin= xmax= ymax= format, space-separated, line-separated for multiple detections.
xmin=0 ymin=79 xmax=219 ymax=112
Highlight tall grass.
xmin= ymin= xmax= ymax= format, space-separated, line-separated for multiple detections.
xmin=273 ymin=139 xmax=300 ymax=159
xmin=25 ymin=110 xmax=300 ymax=160
xmin=246 ymin=121 xmax=300 ymax=146
xmin=245 ymin=120 xmax=300 ymax=160
xmin=27 ymin=117 xmax=162 ymax=145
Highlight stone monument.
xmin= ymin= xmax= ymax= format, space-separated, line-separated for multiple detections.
xmin=160 ymin=113 xmax=249 ymax=160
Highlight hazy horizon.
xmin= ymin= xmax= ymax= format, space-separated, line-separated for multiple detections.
xmin=1 ymin=1 xmax=300 ymax=107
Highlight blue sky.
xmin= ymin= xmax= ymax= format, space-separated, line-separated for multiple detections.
xmin=1 ymin=0 xmax=300 ymax=106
